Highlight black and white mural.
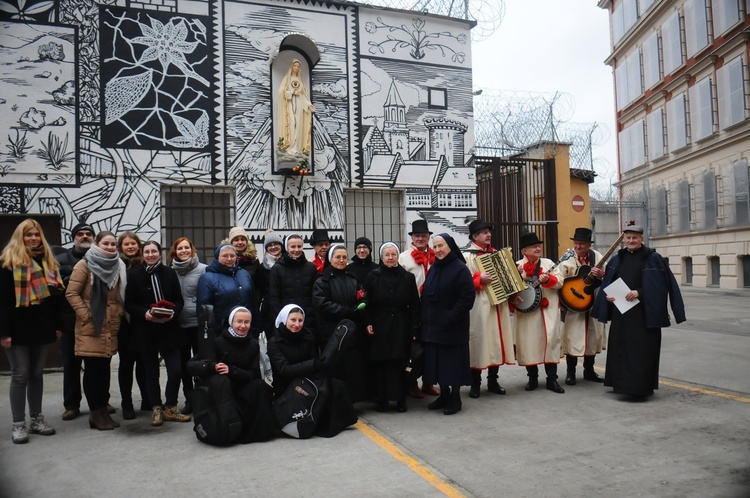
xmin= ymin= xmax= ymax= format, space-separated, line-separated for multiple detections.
xmin=0 ymin=0 xmax=475 ymax=247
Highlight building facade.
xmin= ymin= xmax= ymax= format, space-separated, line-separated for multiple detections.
xmin=600 ymin=0 xmax=750 ymax=288
xmin=0 ymin=0 xmax=476 ymax=259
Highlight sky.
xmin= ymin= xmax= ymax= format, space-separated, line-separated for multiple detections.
xmin=471 ymin=0 xmax=617 ymax=194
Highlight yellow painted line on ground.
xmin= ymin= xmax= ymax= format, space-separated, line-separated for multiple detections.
xmin=355 ymin=420 xmax=466 ymax=498
xmin=594 ymin=366 xmax=750 ymax=403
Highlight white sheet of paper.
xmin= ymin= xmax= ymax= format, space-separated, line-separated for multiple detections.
xmin=603 ymin=277 xmax=639 ymax=314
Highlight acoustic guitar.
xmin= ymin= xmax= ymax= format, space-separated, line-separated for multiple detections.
xmin=515 ymin=249 xmax=574 ymax=313
xmin=558 ymin=233 xmax=625 ymax=313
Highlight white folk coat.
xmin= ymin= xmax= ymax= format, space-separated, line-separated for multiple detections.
xmin=398 ymin=246 xmax=431 ymax=296
xmin=559 ymin=251 xmax=607 ymax=357
xmin=512 ymin=256 xmax=563 ymax=366
xmin=464 ymin=244 xmax=515 ymax=368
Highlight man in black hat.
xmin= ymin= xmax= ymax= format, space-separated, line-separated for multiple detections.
xmin=55 ymin=222 xmax=96 ymax=420
xmin=310 ymin=229 xmax=331 ymax=274
xmin=592 ymin=223 xmax=685 ymax=398
xmin=558 ymin=227 xmax=606 ymax=386
xmin=512 ymin=231 xmax=566 ymax=394
xmin=398 ymin=219 xmax=440 ymax=397
xmin=462 ymin=220 xmax=514 ymax=398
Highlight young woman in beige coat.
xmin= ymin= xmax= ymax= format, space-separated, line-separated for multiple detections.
xmin=66 ymin=231 xmax=127 ymax=430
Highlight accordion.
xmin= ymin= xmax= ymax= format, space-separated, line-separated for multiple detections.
xmin=475 ymin=248 xmax=528 ymax=306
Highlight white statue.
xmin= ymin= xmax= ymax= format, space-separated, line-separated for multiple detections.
xmin=277 ymin=59 xmax=315 ymax=156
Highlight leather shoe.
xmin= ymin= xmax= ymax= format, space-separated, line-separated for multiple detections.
xmin=487 ymin=382 xmax=506 ymax=395
xmin=524 ymin=378 xmax=538 ymax=391
xmin=468 ymin=384 xmax=480 ymax=398
xmin=583 ymin=370 xmax=605 ymax=382
xmin=427 ymin=395 xmax=449 ymax=410
xmin=565 ymin=373 xmax=576 ymax=386
xmin=546 ymin=379 xmax=565 ymax=394
xmin=408 ymin=382 xmax=425 ymax=399
xmin=443 ymin=403 xmax=462 ymax=415
xmin=122 ymin=404 xmax=136 ymax=420
xmin=422 ymin=384 xmax=440 ymax=396
xmin=396 ymin=399 xmax=407 ymax=413
xmin=61 ymin=408 xmax=80 ymax=421
xmin=106 ymin=404 xmax=116 ymax=414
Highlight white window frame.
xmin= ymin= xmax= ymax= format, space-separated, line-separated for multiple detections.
xmin=667 ymin=93 xmax=688 ymax=152
xmin=689 ymin=76 xmax=714 ymax=141
xmin=717 ymin=55 xmax=747 ymax=129
xmin=685 ymin=0 xmax=710 ymax=58
xmin=619 ymin=120 xmax=646 ymax=173
xmin=616 ymin=49 xmax=643 ymax=110
xmin=711 ymin=0 xmax=741 ymax=36
xmin=662 ymin=11 xmax=683 ymax=75
xmin=647 ymin=107 xmax=666 ymax=161
xmin=642 ymin=31 xmax=661 ymax=89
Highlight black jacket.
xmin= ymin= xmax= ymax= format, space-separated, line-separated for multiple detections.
xmin=312 ymin=266 xmax=363 ymax=347
xmin=267 ymin=325 xmax=324 ymax=397
xmin=268 ymin=253 xmax=317 ymax=329
xmin=125 ymin=264 xmax=185 ymax=352
xmin=187 ymin=328 xmax=260 ymax=385
xmin=55 ymin=247 xmax=87 ymax=333
xmin=347 ymin=256 xmax=377 ymax=285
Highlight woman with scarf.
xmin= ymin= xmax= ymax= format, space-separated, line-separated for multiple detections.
xmin=347 ymin=236 xmax=378 ymax=284
xmin=267 ymin=234 xmax=317 ymax=332
xmin=0 ymin=219 xmax=65 ymax=444
xmin=116 ymin=231 xmax=147 ymax=419
xmin=364 ymin=242 xmax=420 ymax=413
xmin=188 ymin=306 xmax=276 ymax=443
xmin=268 ymin=304 xmax=356 ymax=438
xmin=197 ymin=243 xmax=255 ymax=336
xmin=226 ymin=227 xmax=260 ymax=279
xmin=420 ymin=234 xmax=475 ymax=415
xmin=312 ymin=244 xmax=367 ymax=402
xmin=66 ymin=231 xmax=126 ymax=430
xmin=167 ymin=237 xmax=207 ymax=414
xmin=125 ymin=241 xmax=189 ymax=426
xmin=254 ymin=230 xmax=284 ymax=337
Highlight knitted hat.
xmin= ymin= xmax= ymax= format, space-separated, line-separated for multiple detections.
xmin=264 ymin=230 xmax=283 ymax=248
xmin=228 ymin=226 xmax=248 ymax=242
xmin=354 ymin=236 xmax=372 ymax=251
xmin=71 ymin=222 xmax=95 ymax=237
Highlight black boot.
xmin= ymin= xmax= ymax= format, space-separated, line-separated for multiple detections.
xmin=469 ymin=370 xmax=481 ymax=398
xmin=486 ymin=366 xmax=506 ymax=395
xmin=443 ymin=387 xmax=462 ymax=415
xmin=583 ymin=355 xmax=605 ymax=382
xmin=121 ymin=402 xmax=136 ymax=420
xmin=428 ymin=385 xmax=450 ymax=410
xmin=525 ymin=366 xmax=539 ymax=391
xmin=565 ymin=355 xmax=577 ymax=386
xmin=545 ymin=363 xmax=565 ymax=393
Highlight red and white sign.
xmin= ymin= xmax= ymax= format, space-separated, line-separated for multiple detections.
xmin=572 ymin=195 xmax=585 ymax=212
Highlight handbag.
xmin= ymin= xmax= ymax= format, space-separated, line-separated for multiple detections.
xmin=405 ymin=340 xmax=424 ymax=381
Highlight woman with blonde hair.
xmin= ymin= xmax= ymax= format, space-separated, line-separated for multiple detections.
xmin=66 ymin=231 xmax=127 ymax=430
xmin=0 ymin=219 xmax=65 ymax=443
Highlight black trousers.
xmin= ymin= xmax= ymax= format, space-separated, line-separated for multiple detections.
xmin=61 ymin=331 xmax=83 ymax=410
xmin=566 ymin=354 xmax=596 ymax=371
xmin=525 ymin=363 xmax=559 ymax=380
xmin=81 ymin=356 xmax=111 ymax=411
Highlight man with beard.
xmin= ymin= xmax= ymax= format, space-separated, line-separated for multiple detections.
xmin=55 ymin=222 xmax=96 ymax=420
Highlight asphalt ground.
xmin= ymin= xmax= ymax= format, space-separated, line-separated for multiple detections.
xmin=0 ymin=286 xmax=748 ymax=498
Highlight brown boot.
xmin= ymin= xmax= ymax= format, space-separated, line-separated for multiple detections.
xmin=89 ymin=408 xmax=114 ymax=431
xmin=163 ymin=405 xmax=191 ymax=422
xmin=151 ymin=406 xmax=163 ymax=427
xmin=102 ymin=408 xmax=120 ymax=428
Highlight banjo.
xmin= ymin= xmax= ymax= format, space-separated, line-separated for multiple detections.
xmin=515 ymin=249 xmax=574 ymax=313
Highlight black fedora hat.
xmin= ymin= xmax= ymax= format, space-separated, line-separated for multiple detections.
xmin=408 ymin=219 xmax=432 ymax=235
xmin=309 ymin=229 xmax=331 ymax=246
xmin=468 ymin=219 xmax=493 ymax=236
xmin=571 ymin=227 xmax=594 ymax=243
xmin=519 ymin=231 xmax=543 ymax=250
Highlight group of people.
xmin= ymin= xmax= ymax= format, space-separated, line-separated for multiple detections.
xmin=0 ymin=216 xmax=685 ymax=445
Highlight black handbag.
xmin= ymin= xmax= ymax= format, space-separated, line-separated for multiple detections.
xmin=405 ymin=340 xmax=424 ymax=381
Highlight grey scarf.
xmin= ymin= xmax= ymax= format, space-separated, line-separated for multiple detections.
xmin=84 ymin=245 xmax=122 ymax=335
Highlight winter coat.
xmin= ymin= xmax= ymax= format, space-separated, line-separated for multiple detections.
xmin=196 ymin=261 xmax=254 ymax=335
xmin=0 ymin=263 xmax=64 ymax=346
xmin=420 ymin=255 xmax=475 ymax=346
xmin=55 ymin=247 xmax=87 ymax=333
xmin=267 ymin=326 xmax=323 ymax=398
xmin=312 ymin=266 xmax=364 ymax=347
xmin=347 ymin=256 xmax=377 ymax=285
xmin=174 ymin=260 xmax=207 ymax=329
xmin=592 ymin=246 xmax=686 ymax=328
xmin=187 ymin=328 xmax=261 ymax=384
xmin=267 ymin=253 xmax=317 ymax=328
xmin=65 ymin=260 xmax=126 ymax=358
xmin=125 ymin=264 xmax=185 ymax=352
xmin=364 ymin=264 xmax=420 ymax=361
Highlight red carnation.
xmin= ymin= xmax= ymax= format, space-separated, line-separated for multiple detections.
xmin=540 ymin=297 xmax=549 ymax=309
xmin=356 ymin=289 xmax=366 ymax=301
xmin=151 ymin=300 xmax=175 ymax=310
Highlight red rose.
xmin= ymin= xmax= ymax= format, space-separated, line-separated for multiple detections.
xmin=540 ymin=297 xmax=549 ymax=309
xmin=356 ymin=289 xmax=366 ymax=301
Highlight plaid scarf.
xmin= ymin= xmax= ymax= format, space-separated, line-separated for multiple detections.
xmin=13 ymin=257 xmax=64 ymax=308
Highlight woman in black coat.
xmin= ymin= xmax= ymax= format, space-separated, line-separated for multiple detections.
xmin=267 ymin=234 xmax=317 ymax=334
xmin=187 ymin=306 xmax=276 ymax=443
xmin=312 ymin=244 xmax=367 ymax=402
xmin=125 ymin=241 xmax=189 ymax=426
xmin=364 ymin=242 xmax=420 ymax=413
xmin=420 ymin=233 xmax=475 ymax=415
xmin=347 ymin=236 xmax=378 ymax=284
xmin=267 ymin=304 xmax=356 ymax=438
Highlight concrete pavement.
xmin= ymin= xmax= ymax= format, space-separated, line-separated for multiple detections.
xmin=0 ymin=286 xmax=748 ymax=497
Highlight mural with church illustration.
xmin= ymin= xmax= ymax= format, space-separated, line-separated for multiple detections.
xmin=0 ymin=0 xmax=475 ymax=250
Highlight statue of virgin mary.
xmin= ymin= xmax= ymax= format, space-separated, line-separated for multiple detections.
xmin=277 ymin=59 xmax=315 ymax=156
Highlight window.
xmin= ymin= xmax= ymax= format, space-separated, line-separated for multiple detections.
xmin=619 ymin=120 xmax=646 ymax=172
xmin=612 ymin=0 xmax=639 ymax=43
xmin=708 ymin=255 xmax=721 ymax=286
xmin=161 ymin=185 xmax=235 ymax=264
xmin=667 ymin=93 xmax=688 ymax=152
xmin=662 ymin=11 xmax=683 ymax=74
xmin=721 ymin=159 xmax=750 ymax=226
xmin=647 ymin=107 xmax=666 ymax=160
xmin=642 ymin=31 xmax=661 ymax=89
xmin=685 ymin=0 xmax=710 ymax=58
xmin=428 ymin=88 xmax=447 ymax=109
xmin=344 ymin=189 xmax=404 ymax=255
xmin=717 ymin=55 xmax=746 ymax=129
xmin=704 ymin=170 xmax=718 ymax=229
xmin=650 ymin=185 xmax=668 ymax=235
xmin=742 ymin=255 xmax=750 ymax=288
xmin=437 ymin=192 xmax=474 ymax=208
xmin=616 ymin=49 xmax=643 ymax=110
xmin=683 ymin=256 xmax=693 ymax=285
xmin=689 ymin=76 xmax=714 ymax=141
xmin=678 ymin=178 xmax=692 ymax=231
xmin=407 ymin=193 xmax=431 ymax=207
xmin=640 ymin=0 xmax=656 ymax=15
xmin=711 ymin=0 xmax=741 ymax=36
